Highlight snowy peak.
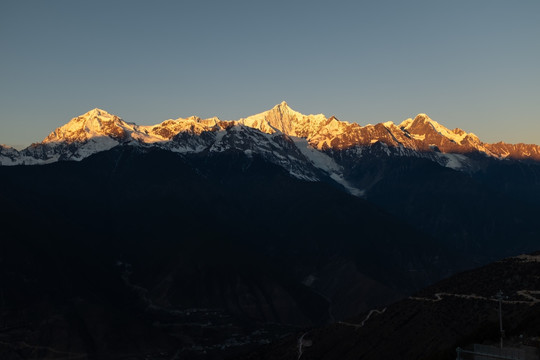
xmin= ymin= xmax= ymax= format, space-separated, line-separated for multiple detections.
xmin=240 ymin=101 xmax=309 ymax=136
xmin=264 ymin=101 xmax=305 ymax=135
xmin=85 ymin=108 xmax=111 ymax=118
xmin=43 ymin=108 xmax=133 ymax=144
xmin=268 ymin=101 xmax=295 ymax=118
xmin=0 ymin=144 xmax=21 ymax=166
xmin=274 ymin=100 xmax=291 ymax=112
xmin=398 ymin=113 xmax=473 ymax=146
xmin=401 ymin=113 xmax=446 ymax=136
xmin=240 ymin=102 xmax=341 ymax=147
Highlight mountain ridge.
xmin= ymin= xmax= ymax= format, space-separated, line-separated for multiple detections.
xmin=2 ymin=103 xmax=538 ymax=162
xmin=1 ymin=103 xmax=539 ymax=197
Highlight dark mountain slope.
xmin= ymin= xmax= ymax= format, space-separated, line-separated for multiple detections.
xmin=471 ymin=159 xmax=540 ymax=204
xmin=0 ymin=146 xmax=446 ymax=359
xmin=333 ymin=151 xmax=540 ymax=264
xmin=241 ymin=252 xmax=540 ymax=360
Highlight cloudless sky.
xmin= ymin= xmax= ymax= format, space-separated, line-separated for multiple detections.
xmin=1 ymin=0 xmax=539 ymax=148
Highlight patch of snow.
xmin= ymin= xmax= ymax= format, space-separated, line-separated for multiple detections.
xmin=399 ymin=118 xmax=414 ymax=129
xmin=330 ymin=173 xmax=365 ymax=196
xmin=428 ymin=120 xmax=468 ymax=144
xmin=292 ymin=138 xmax=341 ymax=173
xmin=292 ymin=137 xmax=363 ymax=196
xmin=439 ymin=153 xmax=468 ymax=169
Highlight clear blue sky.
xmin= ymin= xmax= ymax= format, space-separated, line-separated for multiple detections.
xmin=1 ymin=0 xmax=539 ymax=148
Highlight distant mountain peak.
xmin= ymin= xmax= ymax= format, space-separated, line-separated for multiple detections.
xmin=404 ymin=113 xmax=439 ymax=129
xmin=43 ymin=109 xmax=130 ymax=144
xmin=399 ymin=113 xmax=433 ymax=129
xmin=84 ymin=108 xmax=112 ymax=117
xmin=396 ymin=113 xmax=473 ymax=146
xmin=413 ymin=113 xmax=430 ymax=122
xmin=269 ymin=101 xmax=295 ymax=116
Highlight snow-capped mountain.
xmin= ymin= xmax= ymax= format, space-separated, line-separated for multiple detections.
xmin=0 ymin=145 xmax=21 ymax=166
xmin=2 ymin=103 xmax=540 ymax=195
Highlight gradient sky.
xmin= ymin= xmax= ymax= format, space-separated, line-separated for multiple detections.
xmin=1 ymin=0 xmax=539 ymax=148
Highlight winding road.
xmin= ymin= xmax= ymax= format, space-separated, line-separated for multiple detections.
xmin=409 ymin=290 xmax=540 ymax=305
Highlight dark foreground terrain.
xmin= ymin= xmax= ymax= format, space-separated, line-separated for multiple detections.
xmin=241 ymin=252 xmax=540 ymax=360
xmin=1 ymin=146 xmax=540 ymax=359
xmin=0 ymin=148 xmax=449 ymax=359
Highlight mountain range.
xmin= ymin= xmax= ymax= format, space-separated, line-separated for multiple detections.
xmin=2 ymin=102 xmax=540 ymax=191
xmin=1 ymin=103 xmax=540 ymax=359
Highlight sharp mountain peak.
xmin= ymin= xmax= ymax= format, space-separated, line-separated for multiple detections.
xmin=84 ymin=108 xmax=113 ymax=116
